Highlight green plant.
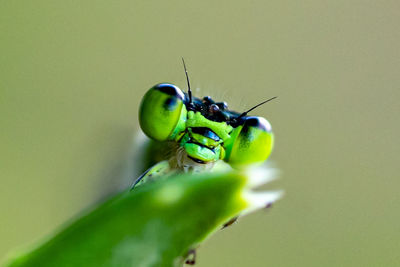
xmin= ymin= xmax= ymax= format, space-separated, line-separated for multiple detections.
xmin=4 ymin=166 xmax=281 ymax=267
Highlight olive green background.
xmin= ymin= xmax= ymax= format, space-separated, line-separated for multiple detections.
xmin=1 ymin=1 xmax=399 ymax=266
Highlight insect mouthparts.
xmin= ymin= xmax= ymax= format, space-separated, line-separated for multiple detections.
xmin=190 ymin=127 xmax=221 ymax=142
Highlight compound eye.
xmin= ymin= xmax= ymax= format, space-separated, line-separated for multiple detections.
xmin=224 ymin=116 xmax=274 ymax=168
xmin=139 ymin=83 xmax=187 ymax=141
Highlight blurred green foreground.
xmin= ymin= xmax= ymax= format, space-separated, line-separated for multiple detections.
xmin=4 ymin=170 xmax=271 ymax=266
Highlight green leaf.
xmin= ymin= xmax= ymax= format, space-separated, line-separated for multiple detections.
xmin=4 ymin=168 xmax=281 ymax=267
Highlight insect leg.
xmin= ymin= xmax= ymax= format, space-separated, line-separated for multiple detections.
xmin=130 ymin=167 xmax=151 ymax=190
xmin=185 ymin=249 xmax=196 ymax=265
xmin=130 ymin=160 xmax=171 ymax=190
xmin=222 ymin=216 xmax=239 ymax=229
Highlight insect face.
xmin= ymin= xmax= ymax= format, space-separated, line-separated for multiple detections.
xmin=139 ymin=83 xmax=275 ymax=169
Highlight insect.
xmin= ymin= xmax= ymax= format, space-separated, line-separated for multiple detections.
xmin=132 ymin=59 xmax=276 ymax=188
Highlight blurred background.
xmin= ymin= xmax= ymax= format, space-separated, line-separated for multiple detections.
xmin=1 ymin=1 xmax=399 ymax=266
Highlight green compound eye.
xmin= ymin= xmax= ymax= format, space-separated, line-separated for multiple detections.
xmin=224 ymin=116 xmax=274 ymax=168
xmin=139 ymin=83 xmax=187 ymax=141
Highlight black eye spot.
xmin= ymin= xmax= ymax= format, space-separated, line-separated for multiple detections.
xmin=154 ymin=83 xmax=185 ymax=100
xmin=244 ymin=116 xmax=272 ymax=132
xmin=241 ymin=123 xmax=250 ymax=134
xmin=163 ymin=97 xmax=178 ymax=111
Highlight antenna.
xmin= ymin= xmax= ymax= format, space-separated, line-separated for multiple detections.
xmin=237 ymin=96 xmax=277 ymax=119
xmin=181 ymin=57 xmax=192 ymax=103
